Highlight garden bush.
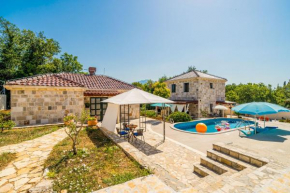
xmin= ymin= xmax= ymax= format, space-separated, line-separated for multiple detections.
xmin=140 ymin=110 xmax=157 ymax=118
xmin=279 ymin=119 xmax=290 ymax=123
xmin=167 ymin=112 xmax=192 ymax=123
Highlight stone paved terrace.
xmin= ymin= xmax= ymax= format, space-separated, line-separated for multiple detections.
xmin=98 ymin=118 xmax=290 ymax=193
xmin=93 ymin=175 xmax=176 ymax=193
xmin=0 ymin=128 xmax=67 ymax=193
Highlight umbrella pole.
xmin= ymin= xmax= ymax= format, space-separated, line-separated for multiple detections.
xmin=264 ymin=115 xmax=265 ymax=128
xmin=255 ymin=114 xmax=257 ymax=134
xmin=163 ymin=103 xmax=165 ymax=142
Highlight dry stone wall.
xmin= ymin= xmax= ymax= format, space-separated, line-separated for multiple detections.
xmin=10 ymin=87 xmax=84 ymax=126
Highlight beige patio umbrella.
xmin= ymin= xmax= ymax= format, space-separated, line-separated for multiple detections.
xmin=214 ymin=105 xmax=228 ymax=117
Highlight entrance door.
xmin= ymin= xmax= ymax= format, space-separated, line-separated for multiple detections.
xmin=90 ymin=97 xmax=108 ymax=121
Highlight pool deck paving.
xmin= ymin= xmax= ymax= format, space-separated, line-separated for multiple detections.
xmin=0 ymin=128 xmax=67 ymax=193
xmin=97 ymin=118 xmax=290 ymax=193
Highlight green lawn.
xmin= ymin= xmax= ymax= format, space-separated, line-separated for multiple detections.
xmin=0 ymin=152 xmax=17 ymax=170
xmin=44 ymin=127 xmax=150 ymax=193
xmin=0 ymin=125 xmax=62 ymax=147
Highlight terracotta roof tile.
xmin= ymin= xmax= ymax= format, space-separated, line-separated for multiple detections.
xmin=56 ymin=73 xmax=134 ymax=90
xmin=5 ymin=73 xmax=135 ymax=96
xmin=5 ymin=74 xmax=84 ymax=87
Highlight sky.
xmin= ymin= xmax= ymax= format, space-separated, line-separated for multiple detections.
xmin=1 ymin=0 xmax=290 ymax=86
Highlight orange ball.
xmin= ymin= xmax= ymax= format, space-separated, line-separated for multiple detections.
xmin=196 ymin=123 xmax=207 ymax=133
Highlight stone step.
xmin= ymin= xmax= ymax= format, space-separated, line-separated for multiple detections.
xmin=193 ymin=164 xmax=218 ymax=178
xmin=207 ymin=149 xmax=247 ymax=171
xmin=213 ymin=143 xmax=268 ymax=167
xmin=200 ymin=157 xmax=228 ymax=175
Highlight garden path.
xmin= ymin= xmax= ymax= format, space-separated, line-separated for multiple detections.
xmin=0 ymin=128 xmax=67 ymax=193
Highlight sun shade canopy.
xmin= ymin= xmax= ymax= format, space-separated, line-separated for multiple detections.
xmin=214 ymin=105 xmax=228 ymax=110
xmin=102 ymin=88 xmax=174 ymax=105
xmin=232 ymin=102 xmax=290 ymax=115
xmin=150 ymin=103 xmax=171 ymax=107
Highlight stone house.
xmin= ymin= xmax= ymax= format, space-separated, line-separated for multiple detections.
xmin=4 ymin=67 xmax=137 ymax=126
xmin=165 ymin=70 xmax=227 ymax=118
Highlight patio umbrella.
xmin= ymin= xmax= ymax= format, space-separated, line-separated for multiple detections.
xmin=150 ymin=103 xmax=171 ymax=107
xmin=214 ymin=105 xmax=228 ymax=117
xmin=232 ymin=102 xmax=290 ymax=133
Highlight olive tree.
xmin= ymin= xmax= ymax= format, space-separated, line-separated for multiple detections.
xmin=63 ymin=110 xmax=90 ymax=155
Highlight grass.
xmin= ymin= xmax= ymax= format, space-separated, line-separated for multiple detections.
xmin=0 ymin=125 xmax=63 ymax=147
xmin=44 ymin=127 xmax=151 ymax=193
xmin=0 ymin=152 xmax=17 ymax=170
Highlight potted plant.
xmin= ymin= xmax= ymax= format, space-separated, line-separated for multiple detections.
xmin=87 ymin=116 xmax=97 ymax=126
xmin=85 ymin=102 xmax=90 ymax=108
xmin=63 ymin=114 xmax=76 ymax=125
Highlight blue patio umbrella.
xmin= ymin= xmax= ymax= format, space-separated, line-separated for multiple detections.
xmin=232 ymin=102 xmax=290 ymax=133
xmin=150 ymin=103 xmax=171 ymax=107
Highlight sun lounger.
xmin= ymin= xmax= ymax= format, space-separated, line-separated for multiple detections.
xmin=239 ymin=128 xmax=255 ymax=137
xmin=249 ymin=126 xmax=278 ymax=133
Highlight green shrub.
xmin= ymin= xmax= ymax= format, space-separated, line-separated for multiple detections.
xmin=279 ymin=119 xmax=290 ymax=123
xmin=167 ymin=112 xmax=192 ymax=123
xmin=0 ymin=110 xmax=11 ymax=121
xmin=140 ymin=110 xmax=157 ymax=118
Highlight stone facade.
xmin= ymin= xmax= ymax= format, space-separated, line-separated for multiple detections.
xmin=166 ymin=77 xmax=226 ymax=117
xmin=6 ymin=86 xmax=85 ymax=126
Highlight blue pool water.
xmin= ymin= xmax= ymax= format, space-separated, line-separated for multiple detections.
xmin=173 ymin=118 xmax=255 ymax=134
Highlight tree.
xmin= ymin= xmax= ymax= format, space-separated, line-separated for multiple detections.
xmin=143 ymin=79 xmax=154 ymax=93
xmin=187 ymin=66 xmax=196 ymax=72
xmin=59 ymin=52 xmax=83 ymax=73
xmin=152 ymin=82 xmax=170 ymax=98
xmin=63 ymin=110 xmax=90 ymax=155
xmin=186 ymin=66 xmax=208 ymax=73
xmin=0 ymin=111 xmax=15 ymax=133
xmin=19 ymin=30 xmax=61 ymax=77
xmin=0 ymin=17 xmax=84 ymax=81
xmin=0 ymin=17 xmax=22 ymax=81
xmin=132 ymin=82 xmax=144 ymax=90
xmin=158 ymin=75 xmax=168 ymax=83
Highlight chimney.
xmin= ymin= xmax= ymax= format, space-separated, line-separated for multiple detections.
xmin=88 ymin=67 xmax=96 ymax=75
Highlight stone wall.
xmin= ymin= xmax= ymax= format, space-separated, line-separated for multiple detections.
xmin=9 ymin=86 xmax=85 ymax=126
xmin=0 ymin=95 xmax=6 ymax=110
xmin=168 ymin=79 xmax=199 ymax=101
xmin=166 ymin=78 xmax=226 ymax=117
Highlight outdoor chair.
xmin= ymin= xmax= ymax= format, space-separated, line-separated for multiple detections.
xmin=122 ymin=123 xmax=130 ymax=131
xmin=238 ymin=128 xmax=255 ymax=137
xmin=116 ymin=127 xmax=128 ymax=139
xmin=133 ymin=129 xmax=145 ymax=143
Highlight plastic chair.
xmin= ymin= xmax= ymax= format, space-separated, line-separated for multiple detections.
xmin=116 ymin=128 xmax=128 ymax=139
xmin=122 ymin=123 xmax=130 ymax=131
xmin=133 ymin=129 xmax=145 ymax=143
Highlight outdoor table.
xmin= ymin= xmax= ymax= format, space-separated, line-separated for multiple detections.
xmin=126 ymin=124 xmax=138 ymax=142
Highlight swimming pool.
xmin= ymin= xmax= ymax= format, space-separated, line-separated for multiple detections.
xmin=172 ymin=118 xmax=255 ymax=135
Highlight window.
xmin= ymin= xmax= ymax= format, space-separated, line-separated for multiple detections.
xmin=90 ymin=97 xmax=108 ymax=121
xmin=171 ymin=84 xmax=176 ymax=93
xmin=184 ymin=83 xmax=189 ymax=92
xmin=210 ymin=104 xmax=213 ymax=113
xmin=210 ymin=83 xmax=214 ymax=89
